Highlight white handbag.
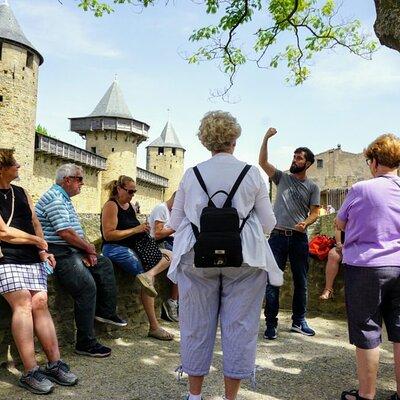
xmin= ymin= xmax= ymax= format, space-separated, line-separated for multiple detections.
xmin=0 ymin=186 xmax=15 ymax=258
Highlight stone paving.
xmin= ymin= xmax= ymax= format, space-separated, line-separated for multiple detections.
xmin=0 ymin=312 xmax=396 ymax=400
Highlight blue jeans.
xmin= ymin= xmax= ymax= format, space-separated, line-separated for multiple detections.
xmin=264 ymin=231 xmax=309 ymax=327
xmin=49 ymin=244 xmax=117 ymax=348
xmin=102 ymin=244 xmax=144 ymax=276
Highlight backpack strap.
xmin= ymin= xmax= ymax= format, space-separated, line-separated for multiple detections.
xmin=193 ymin=166 xmax=216 ymax=207
xmin=223 ymin=164 xmax=252 ymax=208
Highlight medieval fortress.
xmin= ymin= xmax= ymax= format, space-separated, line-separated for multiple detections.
xmin=0 ymin=1 xmax=185 ymax=215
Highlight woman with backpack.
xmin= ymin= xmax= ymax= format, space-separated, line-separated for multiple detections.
xmin=168 ymin=111 xmax=280 ymax=400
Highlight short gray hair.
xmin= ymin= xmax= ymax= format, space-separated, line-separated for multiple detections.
xmin=55 ymin=164 xmax=83 ymax=184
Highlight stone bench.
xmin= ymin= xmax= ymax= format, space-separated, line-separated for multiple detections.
xmin=0 ymin=266 xmax=171 ymax=364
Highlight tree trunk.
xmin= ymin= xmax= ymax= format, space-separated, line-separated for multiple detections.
xmin=374 ymin=0 xmax=400 ymax=52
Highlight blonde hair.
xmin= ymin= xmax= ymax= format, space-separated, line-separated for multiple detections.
xmin=364 ymin=133 xmax=400 ymax=169
xmin=0 ymin=148 xmax=15 ymax=168
xmin=197 ymin=111 xmax=241 ymax=152
xmin=104 ymin=175 xmax=135 ymax=199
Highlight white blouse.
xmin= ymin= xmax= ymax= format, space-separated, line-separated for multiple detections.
xmin=168 ymin=153 xmax=280 ymax=283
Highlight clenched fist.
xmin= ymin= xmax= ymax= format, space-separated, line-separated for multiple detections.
xmin=264 ymin=127 xmax=277 ymax=141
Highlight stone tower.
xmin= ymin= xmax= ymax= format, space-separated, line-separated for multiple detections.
xmin=0 ymin=0 xmax=44 ymax=187
xmin=146 ymin=120 xmax=185 ymax=199
xmin=70 ymin=80 xmax=149 ymax=204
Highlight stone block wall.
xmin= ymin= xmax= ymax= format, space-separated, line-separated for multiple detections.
xmin=135 ymin=181 xmax=165 ymax=215
xmin=31 ymin=154 xmax=101 ymax=213
xmin=0 ymin=41 xmax=39 ymax=188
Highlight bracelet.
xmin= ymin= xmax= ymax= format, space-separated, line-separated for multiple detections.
xmin=38 ymin=250 xmax=47 ymax=254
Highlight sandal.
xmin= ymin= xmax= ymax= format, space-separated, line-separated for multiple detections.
xmin=136 ymin=273 xmax=158 ymax=297
xmin=319 ymin=288 xmax=334 ymax=300
xmin=148 ymin=327 xmax=174 ymax=341
xmin=341 ymin=389 xmax=373 ymax=400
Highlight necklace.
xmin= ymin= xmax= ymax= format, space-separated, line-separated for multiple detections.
xmin=0 ymin=188 xmax=12 ymax=200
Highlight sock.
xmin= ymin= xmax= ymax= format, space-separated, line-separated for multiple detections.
xmin=47 ymin=360 xmax=59 ymax=369
xmin=188 ymin=393 xmax=202 ymax=400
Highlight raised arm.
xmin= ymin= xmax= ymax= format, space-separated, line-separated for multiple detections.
xmin=154 ymin=221 xmax=175 ymax=240
xmin=101 ymin=201 xmax=149 ymax=242
xmin=258 ymin=127 xmax=277 ymax=178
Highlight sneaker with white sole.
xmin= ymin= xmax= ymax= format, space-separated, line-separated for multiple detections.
xmin=264 ymin=325 xmax=277 ymax=340
xmin=161 ymin=299 xmax=179 ymax=322
xmin=40 ymin=359 xmax=78 ymax=386
xmin=290 ymin=321 xmax=315 ymax=336
xmin=18 ymin=366 xmax=54 ymax=395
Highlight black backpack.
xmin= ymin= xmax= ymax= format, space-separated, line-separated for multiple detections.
xmin=191 ymin=164 xmax=252 ymax=268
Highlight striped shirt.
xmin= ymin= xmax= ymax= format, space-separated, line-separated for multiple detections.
xmin=35 ymin=184 xmax=84 ymax=244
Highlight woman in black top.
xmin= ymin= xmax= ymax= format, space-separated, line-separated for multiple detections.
xmin=102 ymin=175 xmax=173 ymax=340
xmin=0 ymin=149 xmax=77 ymax=394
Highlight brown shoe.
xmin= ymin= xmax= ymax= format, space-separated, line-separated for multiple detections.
xmin=136 ymin=273 xmax=157 ymax=297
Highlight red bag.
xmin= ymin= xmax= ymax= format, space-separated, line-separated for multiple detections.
xmin=309 ymin=235 xmax=336 ymax=261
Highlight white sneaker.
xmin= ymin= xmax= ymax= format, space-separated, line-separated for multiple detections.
xmin=161 ymin=299 xmax=179 ymax=322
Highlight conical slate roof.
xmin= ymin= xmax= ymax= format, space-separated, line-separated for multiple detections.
xmin=147 ymin=120 xmax=185 ymax=150
xmin=88 ymin=81 xmax=133 ymax=119
xmin=0 ymin=1 xmax=44 ymax=65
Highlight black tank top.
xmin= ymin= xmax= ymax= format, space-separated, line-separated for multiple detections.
xmin=101 ymin=199 xmax=143 ymax=248
xmin=0 ymin=185 xmax=41 ymax=264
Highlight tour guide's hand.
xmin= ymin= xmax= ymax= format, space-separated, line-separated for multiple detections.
xmin=264 ymin=127 xmax=277 ymax=141
xmin=294 ymin=221 xmax=307 ymax=232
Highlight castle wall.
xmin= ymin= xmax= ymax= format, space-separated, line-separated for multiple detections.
xmin=31 ymin=153 xmax=101 ymax=214
xmin=146 ymin=147 xmax=184 ymax=199
xmin=85 ymin=131 xmax=138 ymax=205
xmin=135 ymin=181 xmax=164 ymax=215
xmin=0 ymin=41 xmax=39 ymax=187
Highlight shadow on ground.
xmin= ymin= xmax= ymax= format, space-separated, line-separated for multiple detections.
xmin=0 ymin=312 xmax=396 ymax=400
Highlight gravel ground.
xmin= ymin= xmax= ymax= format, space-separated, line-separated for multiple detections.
xmin=0 ymin=311 xmax=396 ymax=400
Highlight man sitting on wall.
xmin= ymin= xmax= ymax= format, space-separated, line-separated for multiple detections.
xmin=148 ymin=193 xmax=179 ymax=322
xmin=35 ymin=163 xmax=126 ymax=358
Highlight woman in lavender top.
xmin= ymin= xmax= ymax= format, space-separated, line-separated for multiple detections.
xmin=336 ymin=134 xmax=400 ymax=400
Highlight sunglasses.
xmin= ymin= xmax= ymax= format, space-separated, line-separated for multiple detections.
xmin=120 ymin=186 xmax=137 ymax=195
xmin=68 ymin=176 xmax=84 ymax=182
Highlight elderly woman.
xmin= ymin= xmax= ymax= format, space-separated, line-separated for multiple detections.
xmin=0 ymin=149 xmax=77 ymax=394
xmin=337 ymin=134 xmax=400 ymax=400
xmin=169 ymin=111 xmax=279 ymax=400
xmin=101 ymin=175 xmax=174 ymax=340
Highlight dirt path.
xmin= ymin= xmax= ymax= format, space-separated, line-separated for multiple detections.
xmin=0 ymin=312 xmax=396 ymax=400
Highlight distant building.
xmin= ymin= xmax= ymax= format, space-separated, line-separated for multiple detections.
xmin=0 ymin=2 xmax=185 ymax=214
xmin=306 ymin=145 xmax=371 ymax=210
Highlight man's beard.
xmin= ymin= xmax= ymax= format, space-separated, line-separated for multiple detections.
xmin=289 ymin=163 xmax=307 ymax=173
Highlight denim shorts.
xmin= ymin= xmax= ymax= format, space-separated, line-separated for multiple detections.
xmin=102 ymin=244 xmax=144 ymax=276
xmin=344 ymin=264 xmax=400 ymax=349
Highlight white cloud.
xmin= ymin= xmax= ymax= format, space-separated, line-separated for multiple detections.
xmin=14 ymin=1 xmax=122 ymax=59
xmin=309 ymin=49 xmax=400 ymax=94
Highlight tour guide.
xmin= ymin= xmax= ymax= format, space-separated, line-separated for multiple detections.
xmin=259 ymin=127 xmax=320 ymax=339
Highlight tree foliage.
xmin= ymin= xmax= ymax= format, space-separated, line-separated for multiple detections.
xmin=36 ymin=124 xmax=52 ymax=137
xmin=74 ymin=0 xmax=378 ymax=97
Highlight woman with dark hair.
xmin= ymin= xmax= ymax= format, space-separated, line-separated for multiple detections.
xmin=101 ymin=175 xmax=174 ymax=340
xmin=337 ymin=134 xmax=400 ymax=400
xmin=0 ymin=149 xmax=77 ymax=394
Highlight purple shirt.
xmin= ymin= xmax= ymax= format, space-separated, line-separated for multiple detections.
xmin=337 ymin=175 xmax=400 ymax=267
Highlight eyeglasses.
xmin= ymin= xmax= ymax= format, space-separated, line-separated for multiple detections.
xmin=67 ymin=176 xmax=84 ymax=182
xmin=120 ymin=187 xmax=137 ymax=195
xmin=365 ymin=159 xmax=372 ymax=166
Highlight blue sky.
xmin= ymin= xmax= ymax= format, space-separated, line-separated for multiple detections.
xmin=9 ymin=0 xmax=400 ymax=172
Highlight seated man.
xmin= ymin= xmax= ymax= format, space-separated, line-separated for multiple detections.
xmin=148 ymin=193 xmax=178 ymax=322
xmin=35 ymin=163 xmax=126 ymax=358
